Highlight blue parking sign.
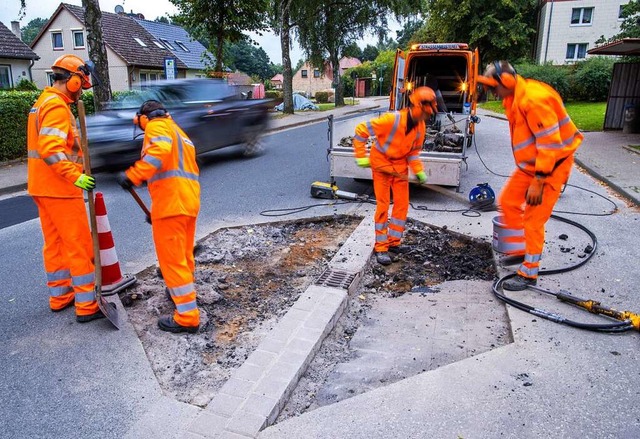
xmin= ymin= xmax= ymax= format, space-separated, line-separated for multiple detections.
xmin=164 ymin=57 xmax=177 ymax=80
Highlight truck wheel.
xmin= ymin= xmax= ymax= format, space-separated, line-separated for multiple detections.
xmin=242 ymin=126 xmax=265 ymax=156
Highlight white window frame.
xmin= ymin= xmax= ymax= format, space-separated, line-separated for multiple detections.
xmin=566 ymin=43 xmax=589 ymax=61
xmin=71 ymin=29 xmax=85 ymax=49
xmin=0 ymin=65 xmax=12 ymax=89
xmin=175 ymin=41 xmax=189 ymax=52
xmin=570 ymin=7 xmax=594 ymax=26
xmin=619 ymin=4 xmax=627 ymax=20
xmin=50 ymin=30 xmax=64 ymax=50
xmin=301 ymin=69 xmax=308 ymax=78
xmin=160 ymin=39 xmax=175 ymax=50
xmin=134 ymin=37 xmax=147 ymax=47
xmin=46 ymin=71 xmax=56 ymax=86
xmin=153 ymin=41 xmax=165 ymax=49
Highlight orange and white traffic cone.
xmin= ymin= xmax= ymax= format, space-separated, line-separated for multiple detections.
xmin=95 ymin=192 xmax=136 ymax=296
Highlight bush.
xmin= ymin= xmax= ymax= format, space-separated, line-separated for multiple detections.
xmin=569 ymin=57 xmax=615 ymax=101
xmin=0 ymin=90 xmax=40 ymax=161
xmin=315 ymin=91 xmax=330 ymax=103
xmin=515 ymin=63 xmax=571 ymax=100
xmin=14 ymin=79 xmax=38 ymax=91
xmin=265 ymin=90 xmax=282 ymax=99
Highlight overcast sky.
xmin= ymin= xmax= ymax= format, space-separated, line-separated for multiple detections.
xmin=0 ymin=0 xmax=399 ymax=66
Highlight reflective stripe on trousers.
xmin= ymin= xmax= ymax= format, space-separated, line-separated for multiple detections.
xmin=152 ymin=215 xmax=199 ymax=326
xmin=372 ymin=168 xmax=409 ymax=252
xmin=33 ymin=196 xmax=98 ymax=315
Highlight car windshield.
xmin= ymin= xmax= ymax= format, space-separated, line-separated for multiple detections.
xmin=104 ymin=79 xmax=237 ymax=110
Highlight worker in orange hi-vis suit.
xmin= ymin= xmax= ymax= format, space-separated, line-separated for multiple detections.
xmin=27 ymin=54 xmax=113 ymax=323
xmin=352 ymin=87 xmax=437 ymax=266
xmin=117 ymin=100 xmax=201 ymax=334
xmin=477 ymin=61 xmax=583 ymax=291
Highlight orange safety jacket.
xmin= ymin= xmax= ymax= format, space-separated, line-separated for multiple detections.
xmin=353 ymin=109 xmax=425 ymax=176
xmin=503 ymin=76 xmax=583 ymax=178
xmin=27 ymin=87 xmax=84 ymax=198
xmin=125 ymin=117 xmax=200 ymax=220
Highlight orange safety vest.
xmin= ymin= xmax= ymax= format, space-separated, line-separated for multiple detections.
xmin=27 ymin=87 xmax=84 ymax=198
xmin=353 ymin=109 xmax=425 ymax=176
xmin=503 ymin=76 xmax=583 ymax=177
xmin=125 ymin=117 xmax=200 ymax=220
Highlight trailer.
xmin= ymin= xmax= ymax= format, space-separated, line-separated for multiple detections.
xmin=328 ymin=43 xmax=481 ymax=190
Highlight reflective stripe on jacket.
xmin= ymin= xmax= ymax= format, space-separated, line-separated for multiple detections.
xmin=125 ymin=117 xmax=200 ymax=219
xmin=27 ymin=87 xmax=84 ymax=198
xmin=503 ymin=76 xmax=583 ymax=176
xmin=353 ymin=109 xmax=425 ymax=176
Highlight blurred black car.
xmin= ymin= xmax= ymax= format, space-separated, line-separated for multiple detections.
xmin=85 ymin=78 xmax=272 ymax=171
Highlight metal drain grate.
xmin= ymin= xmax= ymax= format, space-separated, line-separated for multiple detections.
xmin=314 ymin=268 xmax=358 ymax=290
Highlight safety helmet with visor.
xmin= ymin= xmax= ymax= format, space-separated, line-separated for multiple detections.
xmin=51 ymin=54 xmax=93 ymax=93
xmin=409 ymin=86 xmax=438 ymax=114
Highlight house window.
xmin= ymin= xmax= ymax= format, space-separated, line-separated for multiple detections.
xmin=571 ymin=7 xmax=593 ymax=25
xmin=47 ymin=72 xmax=56 ymax=86
xmin=0 ymin=65 xmax=12 ymax=89
xmin=619 ymin=4 xmax=628 ymax=20
xmin=566 ymin=43 xmax=588 ymax=60
xmin=175 ymin=41 xmax=189 ymax=52
xmin=313 ymin=69 xmax=320 ymax=78
xmin=134 ymin=37 xmax=147 ymax=47
xmin=72 ymin=30 xmax=85 ymax=49
xmin=160 ymin=39 xmax=175 ymax=50
xmin=301 ymin=69 xmax=308 ymax=78
xmin=51 ymin=31 xmax=63 ymax=50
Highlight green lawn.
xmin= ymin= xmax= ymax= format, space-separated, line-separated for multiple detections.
xmin=478 ymin=100 xmax=606 ymax=132
xmin=316 ymin=100 xmax=360 ymax=111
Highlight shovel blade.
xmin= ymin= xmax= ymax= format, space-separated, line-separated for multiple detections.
xmin=97 ymin=295 xmax=120 ymax=329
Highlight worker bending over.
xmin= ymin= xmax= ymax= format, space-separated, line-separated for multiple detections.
xmin=477 ymin=61 xmax=583 ymax=291
xmin=353 ymin=87 xmax=437 ymax=265
xmin=117 ymin=100 xmax=201 ymax=333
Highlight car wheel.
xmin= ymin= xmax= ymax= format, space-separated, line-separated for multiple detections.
xmin=242 ymin=128 xmax=264 ymax=156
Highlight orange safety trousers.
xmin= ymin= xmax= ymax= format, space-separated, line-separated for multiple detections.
xmin=33 ymin=196 xmax=98 ymax=316
xmin=499 ymin=158 xmax=573 ymax=280
xmin=372 ymin=164 xmax=410 ymax=252
xmin=153 ymin=215 xmax=199 ymax=327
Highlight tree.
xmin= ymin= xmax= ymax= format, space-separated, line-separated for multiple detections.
xmin=598 ymin=0 xmax=640 ymax=42
xmin=342 ymin=42 xmax=363 ymax=60
xmin=395 ymin=19 xmax=422 ymax=49
xmin=154 ymin=16 xmax=172 ymax=24
xmin=171 ymin=0 xmax=267 ymax=73
xmin=424 ymin=0 xmax=538 ymax=63
xmin=297 ymin=0 xmax=420 ymax=107
xmin=21 ymin=17 xmax=48 ymax=45
xmin=83 ymin=0 xmax=112 ymax=109
xmin=226 ymin=38 xmax=275 ymax=80
xmin=362 ymin=44 xmax=380 ymax=62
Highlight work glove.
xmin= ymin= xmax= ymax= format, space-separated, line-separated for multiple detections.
xmin=73 ymin=174 xmax=96 ymax=191
xmin=526 ymin=177 xmax=545 ymax=206
xmin=415 ymin=171 xmax=427 ymax=184
xmin=116 ymin=172 xmax=134 ymax=190
xmin=356 ymin=157 xmax=370 ymax=168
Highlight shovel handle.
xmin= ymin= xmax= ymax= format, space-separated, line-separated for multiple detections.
xmin=126 ymin=186 xmax=152 ymax=224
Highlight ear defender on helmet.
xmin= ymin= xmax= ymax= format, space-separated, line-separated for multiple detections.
xmin=133 ymin=101 xmax=167 ymax=130
xmin=492 ymin=61 xmax=516 ymax=89
xmin=51 ymin=54 xmax=93 ymax=93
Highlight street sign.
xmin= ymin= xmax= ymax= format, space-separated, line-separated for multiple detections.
xmin=164 ymin=57 xmax=177 ymax=80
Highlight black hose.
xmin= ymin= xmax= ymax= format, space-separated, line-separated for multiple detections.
xmin=492 ymin=214 xmax=633 ymax=332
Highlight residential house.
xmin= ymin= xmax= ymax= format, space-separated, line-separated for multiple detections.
xmin=29 ymin=3 xmax=210 ymax=91
xmin=270 ymin=73 xmax=283 ymax=90
xmin=535 ymin=0 xmax=628 ymax=64
xmin=0 ymin=21 xmax=39 ymax=89
xmin=292 ymin=56 xmax=361 ymax=97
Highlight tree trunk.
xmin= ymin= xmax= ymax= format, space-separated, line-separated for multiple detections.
xmin=215 ymin=33 xmax=224 ymax=73
xmin=279 ymin=3 xmax=294 ymax=114
xmin=83 ymin=0 xmax=112 ymax=111
xmin=330 ymin=51 xmax=344 ymax=106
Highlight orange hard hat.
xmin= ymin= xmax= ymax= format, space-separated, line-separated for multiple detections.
xmin=409 ymin=86 xmax=437 ymax=113
xmin=51 ymin=54 xmax=92 ymax=90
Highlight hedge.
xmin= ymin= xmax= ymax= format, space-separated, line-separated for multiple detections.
xmin=0 ymin=90 xmax=136 ymax=162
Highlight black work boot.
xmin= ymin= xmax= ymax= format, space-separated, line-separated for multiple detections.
xmin=375 ymin=252 xmax=392 ymax=266
xmin=502 ymin=275 xmax=537 ymax=291
xmin=388 ymin=245 xmax=412 ymax=254
xmin=158 ymin=316 xmax=199 ymax=334
xmin=76 ymin=302 xmax=116 ymax=323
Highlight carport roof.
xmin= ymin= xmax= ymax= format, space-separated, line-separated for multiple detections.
xmin=588 ymin=38 xmax=640 ymax=56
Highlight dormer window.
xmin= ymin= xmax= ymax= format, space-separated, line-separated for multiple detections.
xmin=134 ymin=38 xmax=147 ymax=47
xmin=175 ymin=41 xmax=189 ymax=52
xmin=153 ymin=41 xmax=165 ymax=49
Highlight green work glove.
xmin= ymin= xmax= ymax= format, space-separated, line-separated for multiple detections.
xmin=74 ymin=174 xmax=96 ymax=191
xmin=356 ymin=157 xmax=371 ymax=168
xmin=415 ymin=171 xmax=427 ymax=184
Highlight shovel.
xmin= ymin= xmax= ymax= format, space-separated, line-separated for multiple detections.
xmin=126 ymin=186 xmax=152 ymax=224
xmin=77 ymin=100 xmax=120 ymax=329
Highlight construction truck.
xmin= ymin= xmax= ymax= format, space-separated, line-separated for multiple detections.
xmin=328 ymin=42 xmax=480 ymax=189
